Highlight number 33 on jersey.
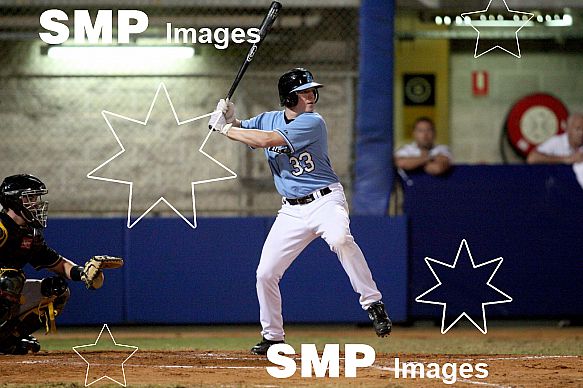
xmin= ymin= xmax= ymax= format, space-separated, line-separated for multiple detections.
xmin=289 ymin=152 xmax=315 ymax=176
xmin=240 ymin=110 xmax=340 ymax=199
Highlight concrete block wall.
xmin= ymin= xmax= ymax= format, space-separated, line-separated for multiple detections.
xmin=0 ymin=41 xmax=356 ymax=216
xmin=450 ymin=52 xmax=583 ymax=164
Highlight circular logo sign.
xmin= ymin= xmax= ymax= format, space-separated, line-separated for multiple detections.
xmin=506 ymin=94 xmax=568 ymax=156
xmin=405 ymin=77 xmax=432 ymax=105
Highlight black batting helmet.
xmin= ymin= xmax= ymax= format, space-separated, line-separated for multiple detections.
xmin=278 ymin=68 xmax=323 ymax=107
xmin=0 ymin=174 xmax=49 ymax=228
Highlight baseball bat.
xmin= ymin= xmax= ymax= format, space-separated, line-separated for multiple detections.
xmin=225 ymin=1 xmax=282 ymax=100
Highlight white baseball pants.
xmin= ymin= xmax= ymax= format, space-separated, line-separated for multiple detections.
xmin=256 ymin=183 xmax=383 ymax=341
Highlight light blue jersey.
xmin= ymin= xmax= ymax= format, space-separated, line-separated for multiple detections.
xmin=240 ymin=111 xmax=339 ymax=198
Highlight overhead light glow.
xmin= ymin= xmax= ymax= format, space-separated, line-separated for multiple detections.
xmin=435 ymin=16 xmax=443 ymax=25
xmin=47 ymin=46 xmax=195 ymax=60
xmin=444 ymin=16 xmax=452 ymax=25
xmin=545 ymin=14 xmax=573 ymax=27
xmin=467 ymin=20 xmax=535 ymax=27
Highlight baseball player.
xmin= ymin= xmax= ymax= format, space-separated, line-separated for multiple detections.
xmin=209 ymin=68 xmax=391 ymax=355
xmin=0 ymin=174 xmax=123 ymax=355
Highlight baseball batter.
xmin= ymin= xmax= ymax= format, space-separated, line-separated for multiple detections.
xmin=0 ymin=174 xmax=123 ymax=354
xmin=209 ymin=68 xmax=391 ymax=355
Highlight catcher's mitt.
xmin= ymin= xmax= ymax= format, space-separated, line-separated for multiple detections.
xmin=82 ymin=255 xmax=124 ymax=290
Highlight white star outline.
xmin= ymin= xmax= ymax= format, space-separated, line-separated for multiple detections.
xmin=415 ymin=239 xmax=513 ymax=334
xmin=87 ymin=82 xmax=237 ymax=228
xmin=461 ymin=0 xmax=534 ymax=58
xmin=72 ymin=324 xmax=139 ymax=387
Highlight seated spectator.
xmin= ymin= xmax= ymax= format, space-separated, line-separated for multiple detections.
xmin=527 ymin=112 xmax=583 ymax=164
xmin=394 ymin=117 xmax=452 ymax=176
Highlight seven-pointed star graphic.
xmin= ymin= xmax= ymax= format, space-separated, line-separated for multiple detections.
xmin=88 ymin=83 xmax=237 ymax=228
xmin=415 ymin=239 xmax=513 ymax=334
xmin=461 ymin=0 xmax=534 ymax=58
xmin=72 ymin=324 xmax=138 ymax=387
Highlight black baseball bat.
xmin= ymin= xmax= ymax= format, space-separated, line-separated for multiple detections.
xmin=226 ymin=1 xmax=282 ymax=100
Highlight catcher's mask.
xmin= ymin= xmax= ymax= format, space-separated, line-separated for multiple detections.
xmin=0 ymin=174 xmax=49 ymax=229
xmin=278 ymin=68 xmax=323 ymax=108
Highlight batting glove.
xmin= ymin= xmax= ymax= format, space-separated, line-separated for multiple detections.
xmin=208 ymin=111 xmax=232 ymax=135
xmin=218 ymin=98 xmax=236 ymax=124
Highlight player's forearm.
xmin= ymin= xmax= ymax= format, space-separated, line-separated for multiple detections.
xmin=395 ymin=156 xmax=430 ymax=171
xmin=48 ymin=257 xmax=80 ymax=280
xmin=227 ymin=127 xmax=285 ymax=149
xmin=526 ymin=151 xmax=570 ymax=164
xmin=424 ymin=157 xmax=451 ymax=176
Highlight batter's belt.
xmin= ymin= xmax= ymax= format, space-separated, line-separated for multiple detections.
xmin=284 ymin=186 xmax=332 ymax=205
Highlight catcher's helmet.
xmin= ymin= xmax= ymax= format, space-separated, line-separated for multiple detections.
xmin=278 ymin=68 xmax=323 ymax=107
xmin=0 ymin=174 xmax=49 ymax=228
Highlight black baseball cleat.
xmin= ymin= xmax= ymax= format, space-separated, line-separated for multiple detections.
xmin=367 ymin=301 xmax=392 ymax=337
xmin=20 ymin=335 xmax=41 ymax=353
xmin=250 ymin=337 xmax=285 ymax=355
xmin=0 ymin=335 xmax=40 ymax=355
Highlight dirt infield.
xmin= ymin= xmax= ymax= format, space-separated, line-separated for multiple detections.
xmin=0 ymin=325 xmax=582 ymax=387
xmin=0 ymin=350 xmax=581 ymax=387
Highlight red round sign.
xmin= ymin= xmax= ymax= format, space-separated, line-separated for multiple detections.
xmin=506 ymin=93 xmax=569 ymax=156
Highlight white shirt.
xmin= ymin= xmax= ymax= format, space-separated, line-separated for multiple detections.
xmin=394 ymin=142 xmax=453 ymax=160
xmin=536 ymin=133 xmax=583 ymax=156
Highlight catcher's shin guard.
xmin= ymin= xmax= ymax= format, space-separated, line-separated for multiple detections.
xmin=0 ymin=286 xmax=70 ymax=354
xmin=4 ymin=285 xmax=70 ymax=342
xmin=0 ymin=317 xmax=41 ymax=355
xmin=0 ymin=269 xmax=25 ymax=322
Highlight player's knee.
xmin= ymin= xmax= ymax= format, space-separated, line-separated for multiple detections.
xmin=40 ymin=276 xmax=70 ymax=313
xmin=327 ymin=233 xmax=350 ymax=252
xmin=256 ymin=267 xmax=279 ymax=284
xmin=256 ymin=265 xmax=282 ymax=284
xmin=0 ymin=270 xmax=24 ymax=322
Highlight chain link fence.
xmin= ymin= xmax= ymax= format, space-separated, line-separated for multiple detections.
xmin=0 ymin=1 xmax=359 ymax=217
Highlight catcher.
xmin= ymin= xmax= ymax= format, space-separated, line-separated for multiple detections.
xmin=0 ymin=174 xmax=123 ymax=355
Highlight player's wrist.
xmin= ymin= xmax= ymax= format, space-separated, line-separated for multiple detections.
xmin=69 ymin=265 xmax=84 ymax=281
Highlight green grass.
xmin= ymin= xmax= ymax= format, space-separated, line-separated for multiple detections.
xmin=37 ymin=323 xmax=583 ymax=356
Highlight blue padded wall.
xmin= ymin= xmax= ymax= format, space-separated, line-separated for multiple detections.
xmin=353 ymin=0 xmax=395 ymax=215
xmin=32 ymin=218 xmax=127 ymax=324
xmin=25 ymin=216 xmax=408 ymax=325
xmin=402 ymin=165 xmax=583 ymax=319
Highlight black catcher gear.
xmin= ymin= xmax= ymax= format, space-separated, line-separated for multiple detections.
xmin=278 ymin=68 xmax=323 ymax=107
xmin=40 ymin=276 xmax=68 ymax=298
xmin=0 ymin=269 xmax=25 ymax=322
xmin=0 ymin=174 xmax=48 ymax=229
